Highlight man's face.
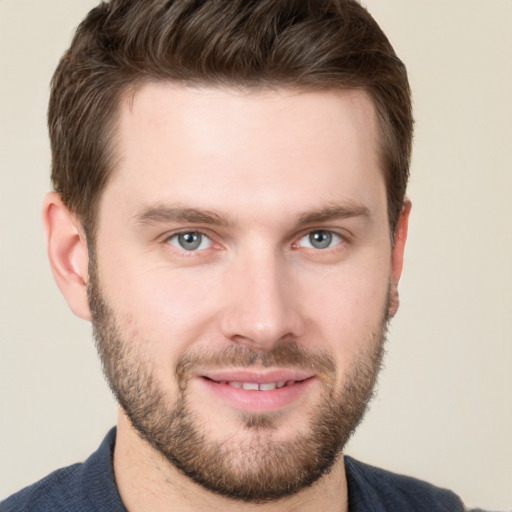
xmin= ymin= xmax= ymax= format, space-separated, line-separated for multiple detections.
xmin=88 ymin=84 xmax=403 ymax=501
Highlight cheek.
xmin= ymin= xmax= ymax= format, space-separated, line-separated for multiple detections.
xmin=300 ymin=258 xmax=390 ymax=354
xmin=101 ymin=260 xmax=224 ymax=355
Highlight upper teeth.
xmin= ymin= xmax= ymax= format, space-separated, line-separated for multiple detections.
xmin=220 ymin=380 xmax=295 ymax=391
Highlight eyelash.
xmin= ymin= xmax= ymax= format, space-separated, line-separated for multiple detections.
xmin=164 ymin=229 xmax=346 ymax=254
xmin=165 ymin=231 xmax=214 ymax=252
xmin=295 ymin=230 xmax=344 ymax=250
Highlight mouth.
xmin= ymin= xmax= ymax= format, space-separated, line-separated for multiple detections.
xmin=197 ymin=370 xmax=316 ymax=412
xmin=204 ymin=378 xmax=306 ymax=391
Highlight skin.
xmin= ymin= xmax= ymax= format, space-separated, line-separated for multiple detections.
xmin=42 ymin=84 xmax=410 ymax=512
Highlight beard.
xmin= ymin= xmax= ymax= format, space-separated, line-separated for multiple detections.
xmin=87 ymin=260 xmax=388 ymax=503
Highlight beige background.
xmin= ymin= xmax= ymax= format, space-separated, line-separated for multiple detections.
xmin=0 ymin=0 xmax=511 ymax=509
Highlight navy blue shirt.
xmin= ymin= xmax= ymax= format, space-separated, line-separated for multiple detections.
xmin=1 ymin=428 xmax=466 ymax=511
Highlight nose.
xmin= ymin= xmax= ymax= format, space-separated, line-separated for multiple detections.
xmin=219 ymin=250 xmax=306 ymax=351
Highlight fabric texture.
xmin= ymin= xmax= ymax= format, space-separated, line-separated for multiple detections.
xmin=1 ymin=428 xmax=468 ymax=511
xmin=344 ymin=456 xmax=465 ymax=511
xmin=0 ymin=429 xmax=124 ymax=512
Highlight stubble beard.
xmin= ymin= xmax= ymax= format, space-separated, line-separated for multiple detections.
xmin=87 ymin=260 xmax=388 ymax=503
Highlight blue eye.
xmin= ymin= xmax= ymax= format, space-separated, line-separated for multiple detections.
xmin=298 ymin=231 xmax=342 ymax=249
xmin=167 ymin=232 xmax=211 ymax=251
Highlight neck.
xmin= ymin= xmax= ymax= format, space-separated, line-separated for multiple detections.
xmin=113 ymin=410 xmax=348 ymax=512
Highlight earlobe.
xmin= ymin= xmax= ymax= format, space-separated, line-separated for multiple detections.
xmin=388 ymin=200 xmax=411 ymax=318
xmin=42 ymin=192 xmax=91 ymax=321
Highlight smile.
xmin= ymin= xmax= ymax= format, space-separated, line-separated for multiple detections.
xmin=198 ymin=372 xmax=315 ymax=413
xmin=208 ymin=379 xmax=302 ymax=391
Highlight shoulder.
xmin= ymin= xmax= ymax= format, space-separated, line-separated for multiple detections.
xmin=0 ymin=463 xmax=88 ymax=512
xmin=0 ymin=428 xmax=124 ymax=512
xmin=344 ymin=456 xmax=466 ymax=512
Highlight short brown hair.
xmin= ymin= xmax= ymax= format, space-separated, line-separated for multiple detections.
xmin=49 ymin=0 xmax=413 ymax=237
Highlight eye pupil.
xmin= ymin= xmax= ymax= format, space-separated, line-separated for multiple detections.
xmin=178 ymin=232 xmax=202 ymax=250
xmin=309 ymin=231 xmax=332 ymax=249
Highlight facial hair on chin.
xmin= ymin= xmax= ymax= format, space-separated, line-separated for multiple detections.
xmin=87 ymin=259 xmax=388 ymax=503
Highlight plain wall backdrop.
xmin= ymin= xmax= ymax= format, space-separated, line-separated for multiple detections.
xmin=0 ymin=1 xmax=511 ymax=509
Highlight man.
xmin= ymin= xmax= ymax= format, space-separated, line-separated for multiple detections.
xmin=0 ymin=0 xmax=471 ymax=510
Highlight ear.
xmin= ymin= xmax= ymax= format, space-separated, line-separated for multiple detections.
xmin=388 ymin=200 xmax=411 ymax=318
xmin=42 ymin=192 xmax=91 ymax=321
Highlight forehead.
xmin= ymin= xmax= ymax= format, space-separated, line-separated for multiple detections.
xmin=119 ymin=84 xmax=378 ymax=162
xmin=101 ymin=83 xmax=384 ymax=226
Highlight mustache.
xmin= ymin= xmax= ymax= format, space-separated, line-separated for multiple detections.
xmin=175 ymin=342 xmax=336 ymax=383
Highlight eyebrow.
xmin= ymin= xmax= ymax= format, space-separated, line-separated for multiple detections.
xmin=133 ymin=205 xmax=235 ymax=227
xmin=296 ymin=203 xmax=371 ymax=225
xmin=132 ymin=202 xmax=371 ymax=229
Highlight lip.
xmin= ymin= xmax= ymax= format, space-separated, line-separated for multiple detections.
xmin=202 ymin=368 xmax=315 ymax=384
xmin=197 ymin=368 xmax=316 ymax=413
